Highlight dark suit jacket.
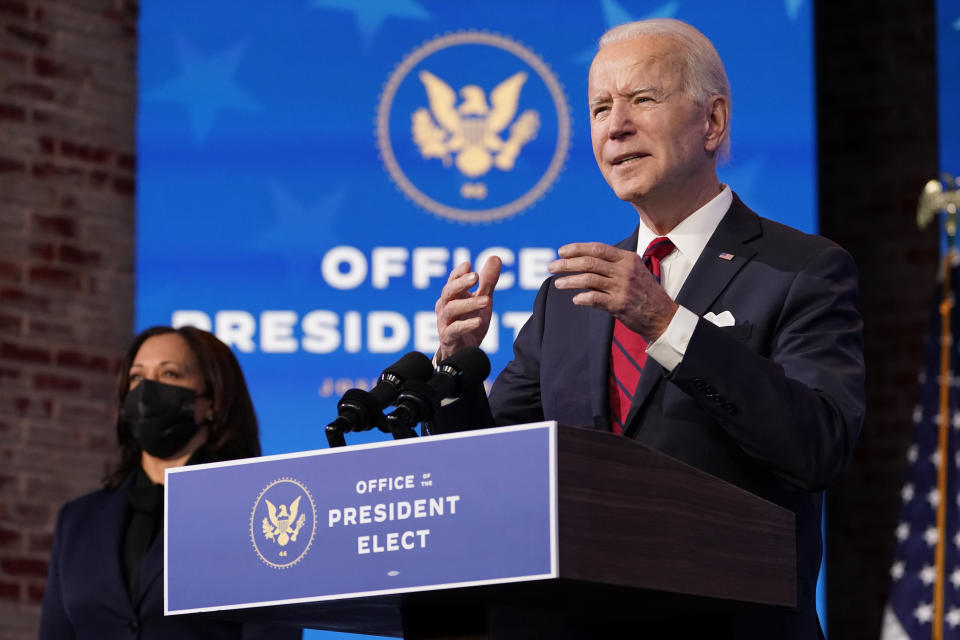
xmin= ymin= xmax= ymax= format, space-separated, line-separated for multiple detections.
xmin=39 ymin=472 xmax=302 ymax=640
xmin=431 ymin=194 xmax=865 ymax=639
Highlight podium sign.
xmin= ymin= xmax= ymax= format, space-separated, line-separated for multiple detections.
xmin=164 ymin=422 xmax=557 ymax=615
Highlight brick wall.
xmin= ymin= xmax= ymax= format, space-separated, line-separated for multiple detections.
xmin=0 ymin=1 xmax=137 ymax=638
xmin=816 ymin=1 xmax=940 ymax=638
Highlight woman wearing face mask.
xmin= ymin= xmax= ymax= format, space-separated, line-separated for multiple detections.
xmin=39 ymin=326 xmax=302 ymax=639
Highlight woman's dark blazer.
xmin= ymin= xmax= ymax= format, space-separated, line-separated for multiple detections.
xmin=39 ymin=473 xmax=302 ymax=640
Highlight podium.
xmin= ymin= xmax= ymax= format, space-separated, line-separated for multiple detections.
xmin=164 ymin=422 xmax=795 ymax=638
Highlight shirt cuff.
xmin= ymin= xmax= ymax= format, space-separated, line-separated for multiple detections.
xmin=646 ymin=305 xmax=698 ymax=372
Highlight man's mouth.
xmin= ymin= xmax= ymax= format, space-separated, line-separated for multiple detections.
xmin=611 ymin=153 xmax=647 ymax=166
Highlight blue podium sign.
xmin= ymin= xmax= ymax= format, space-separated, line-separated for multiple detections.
xmin=164 ymin=422 xmax=557 ymax=615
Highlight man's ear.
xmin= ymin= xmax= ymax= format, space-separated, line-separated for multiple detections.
xmin=703 ymin=94 xmax=729 ymax=153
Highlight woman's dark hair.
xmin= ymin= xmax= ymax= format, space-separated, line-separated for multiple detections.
xmin=104 ymin=326 xmax=261 ymax=487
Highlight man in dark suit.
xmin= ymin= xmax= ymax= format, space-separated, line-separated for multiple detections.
xmin=430 ymin=18 xmax=864 ymax=639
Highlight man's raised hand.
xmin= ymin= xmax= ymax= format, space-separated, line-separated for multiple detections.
xmin=435 ymin=257 xmax=502 ymax=361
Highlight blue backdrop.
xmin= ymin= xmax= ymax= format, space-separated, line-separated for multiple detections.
xmin=940 ymin=0 xmax=960 ymax=178
xmin=136 ymin=2 xmax=816 ymax=637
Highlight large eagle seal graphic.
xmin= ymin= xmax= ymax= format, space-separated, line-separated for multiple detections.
xmin=261 ymin=496 xmax=306 ymax=547
xmin=412 ymin=70 xmax=540 ymax=178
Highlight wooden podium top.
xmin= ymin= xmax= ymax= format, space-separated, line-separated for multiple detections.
xmin=169 ymin=423 xmax=795 ymax=637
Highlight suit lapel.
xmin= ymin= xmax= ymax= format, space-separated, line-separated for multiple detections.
xmin=587 ymin=304 xmax=615 ymax=429
xmin=675 ymin=195 xmax=761 ymax=315
xmin=623 ymin=356 xmax=664 ymax=431
xmin=94 ymin=476 xmax=137 ymax=612
xmin=624 ymin=195 xmax=762 ymax=433
xmin=138 ymin=530 xmax=164 ymax=607
xmin=591 ymin=228 xmax=639 ymax=430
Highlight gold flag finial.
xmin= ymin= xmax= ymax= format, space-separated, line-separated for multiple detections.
xmin=918 ymin=174 xmax=960 ymax=239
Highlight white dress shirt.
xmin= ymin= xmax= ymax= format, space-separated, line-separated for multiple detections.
xmin=640 ymin=185 xmax=733 ymax=371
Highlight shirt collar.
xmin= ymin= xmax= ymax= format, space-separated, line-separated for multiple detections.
xmin=636 ymin=185 xmax=732 ymax=263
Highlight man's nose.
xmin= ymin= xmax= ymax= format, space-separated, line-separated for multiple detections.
xmin=608 ymin=101 xmax=635 ymax=139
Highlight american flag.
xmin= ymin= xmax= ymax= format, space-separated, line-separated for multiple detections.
xmin=882 ymin=265 xmax=960 ymax=639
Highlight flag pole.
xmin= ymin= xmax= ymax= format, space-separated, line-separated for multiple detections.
xmin=923 ymin=177 xmax=959 ymax=640
xmin=933 ymin=231 xmax=953 ymax=640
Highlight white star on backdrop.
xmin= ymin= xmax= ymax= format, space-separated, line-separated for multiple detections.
xmin=147 ymin=39 xmax=260 ymax=142
xmin=948 ymin=607 xmax=960 ymax=628
xmin=950 ymin=568 xmax=960 ymax=589
xmin=574 ymin=1 xmax=679 ymax=64
xmin=902 ymin=483 xmax=914 ymax=502
xmin=934 ymin=371 xmax=960 ymax=386
xmin=263 ymin=183 xmax=346 ymax=247
xmin=896 ymin=522 xmax=910 ymax=542
xmin=891 ymin=561 xmax=905 ymax=580
xmin=310 ymin=0 xmax=431 ymax=49
xmin=252 ymin=184 xmax=348 ymax=283
xmin=785 ymin=0 xmax=805 ymax=20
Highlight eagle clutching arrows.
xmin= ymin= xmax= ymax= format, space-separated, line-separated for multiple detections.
xmin=412 ymin=70 xmax=540 ymax=178
xmin=261 ymin=496 xmax=306 ymax=547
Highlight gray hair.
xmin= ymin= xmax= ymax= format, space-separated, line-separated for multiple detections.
xmin=598 ymin=19 xmax=731 ymax=163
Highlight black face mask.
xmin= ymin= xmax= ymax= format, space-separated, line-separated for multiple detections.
xmin=121 ymin=379 xmax=203 ymax=459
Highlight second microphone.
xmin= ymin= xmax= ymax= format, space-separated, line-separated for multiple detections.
xmin=385 ymin=347 xmax=491 ymax=439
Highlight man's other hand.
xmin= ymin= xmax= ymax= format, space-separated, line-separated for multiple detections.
xmin=549 ymin=242 xmax=677 ymax=341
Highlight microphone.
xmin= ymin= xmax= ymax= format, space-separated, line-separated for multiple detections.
xmin=325 ymin=351 xmax=434 ymax=447
xmin=384 ymin=346 xmax=491 ymax=439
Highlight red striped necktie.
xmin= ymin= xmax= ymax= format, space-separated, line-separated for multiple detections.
xmin=608 ymin=236 xmax=675 ymax=434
